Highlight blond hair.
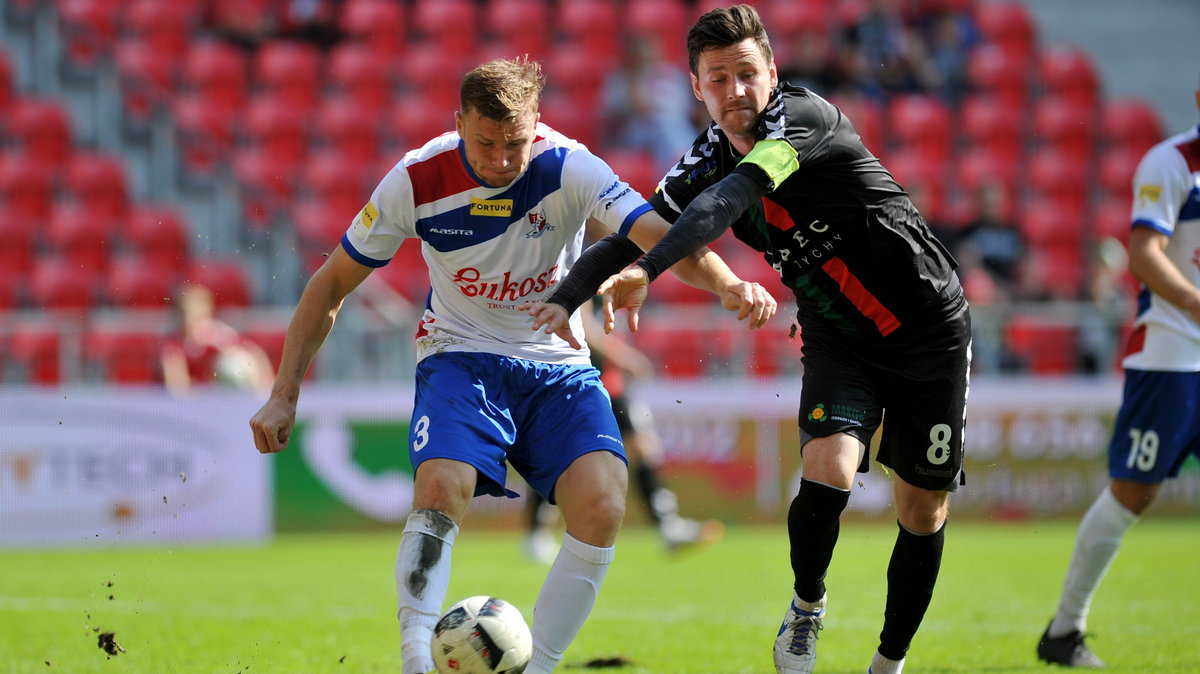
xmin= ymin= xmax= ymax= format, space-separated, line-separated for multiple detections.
xmin=460 ymin=56 xmax=545 ymax=123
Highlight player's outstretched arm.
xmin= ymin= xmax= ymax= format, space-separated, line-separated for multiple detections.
xmin=250 ymin=246 xmax=372 ymax=454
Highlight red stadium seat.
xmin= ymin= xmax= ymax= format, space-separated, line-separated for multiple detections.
xmin=1005 ymin=314 xmax=1078 ymax=374
xmin=0 ymin=207 xmax=36 ymax=276
xmin=0 ymin=267 xmax=22 ymax=310
xmin=555 ymin=0 xmax=620 ymax=66
xmin=29 ymin=257 xmax=103 ymax=312
xmin=115 ymin=40 xmax=178 ymax=127
xmin=627 ymin=0 xmax=689 ymax=63
xmin=172 ymin=93 xmax=238 ymax=178
xmin=1027 ymin=149 xmax=1091 ymax=215
xmin=56 ymin=0 xmax=121 ymax=71
xmin=1093 ymin=194 xmax=1134 ymax=244
xmin=543 ymin=43 xmax=607 ymax=113
xmin=0 ymin=155 xmax=55 ymax=220
xmin=325 ymin=43 xmax=395 ymax=110
xmin=954 ymin=149 xmax=1021 ymax=201
xmin=105 ymin=256 xmax=179 ymax=308
xmin=748 ymin=322 xmax=803 ymax=378
xmin=973 ymin=1 xmax=1036 ymax=64
xmin=411 ymin=0 xmax=478 ymax=58
xmin=965 ymin=44 xmax=1029 ymax=110
xmin=629 ymin=324 xmax=734 ymax=378
xmin=397 ymin=43 xmax=469 ymax=110
xmin=1037 ymin=45 xmax=1100 ymax=110
xmin=7 ymin=97 xmax=74 ymax=167
xmin=124 ymin=0 xmax=196 ymax=67
xmin=241 ymin=93 xmax=310 ymax=166
xmin=181 ymin=40 xmax=250 ymax=115
xmin=827 ymin=92 xmax=885 ymax=155
xmin=253 ymin=39 xmax=324 ymax=111
xmin=0 ymin=50 xmax=13 ymax=117
xmin=389 ymin=93 xmax=457 ymax=150
xmin=338 ymin=0 xmax=408 ymax=57
xmin=882 ymin=149 xmax=948 ymax=221
xmin=537 ymin=93 xmax=600 ymax=149
xmin=301 ymin=149 xmax=375 ymax=218
xmin=959 ymin=95 xmax=1025 ymax=164
xmin=483 ymin=0 xmax=551 ymax=59
xmin=1098 ymin=148 xmax=1142 ymax=200
xmin=1018 ymin=194 xmax=1087 ymax=248
xmin=293 ymin=200 xmax=352 ymax=270
xmin=125 ymin=204 xmax=191 ymax=267
xmin=314 ymin=99 xmax=383 ymax=163
xmin=233 ymin=148 xmax=296 ymax=228
xmin=1032 ymin=96 xmax=1096 ymax=162
xmin=46 ymin=201 xmax=117 ymax=272
xmin=1101 ymin=98 xmax=1164 ymax=156
xmin=603 ymin=149 xmax=661 ymax=200
xmin=63 ymin=151 xmax=129 ymax=221
xmin=185 ymin=258 xmax=253 ymax=308
xmin=7 ymin=324 xmax=63 ymax=384
xmin=886 ymin=94 xmax=954 ymax=165
xmin=82 ymin=328 xmax=163 ymax=384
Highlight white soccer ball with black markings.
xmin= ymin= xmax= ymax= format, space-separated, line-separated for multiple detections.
xmin=431 ymin=596 xmax=532 ymax=674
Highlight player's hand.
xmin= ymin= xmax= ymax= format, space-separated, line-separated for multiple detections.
xmin=720 ymin=279 xmax=777 ymax=329
xmin=249 ymin=397 xmax=297 ymax=454
xmin=521 ymin=300 xmax=583 ymax=350
xmin=599 ymin=267 xmax=650 ymax=334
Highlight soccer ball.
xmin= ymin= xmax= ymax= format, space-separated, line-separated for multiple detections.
xmin=431 ymin=596 xmax=532 ymax=674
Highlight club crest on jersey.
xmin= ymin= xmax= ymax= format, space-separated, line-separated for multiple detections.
xmin=526 ymin=210 xmax=554 ymax=238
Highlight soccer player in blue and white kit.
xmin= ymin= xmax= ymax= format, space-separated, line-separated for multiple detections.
xmin=249 ymin=58 xmax=775 ymax=674
xmin=1038 ymin=80 xmax=1200 ymax=668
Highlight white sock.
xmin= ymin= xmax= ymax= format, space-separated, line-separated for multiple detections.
xmin=397 ymin=509 xmax=459 ymax=674
xmin=869 ymin=649 xmax=905 ymax=674
xmin=1050 ymin=487 xmax=1138 ymax=637
xmin=526 ymin=532 xmax=615 ymax=674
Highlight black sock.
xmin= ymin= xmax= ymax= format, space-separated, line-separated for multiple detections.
xmin=878 ymin=521 xmax=945 ymax=660
xmin=633 ymin=463 xmax=670 ymax=526
xmin=527 ymin=491 xmax=547 ymax=530
xmin=788 ymin=478 xmax=850 ymax=603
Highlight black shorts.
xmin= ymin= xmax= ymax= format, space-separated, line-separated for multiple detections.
xmin=797 ymin=293 xmax=970 ymax=492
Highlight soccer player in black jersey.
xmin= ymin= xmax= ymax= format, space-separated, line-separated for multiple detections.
xmin=522 ymin=6 xmax=970 ymax=674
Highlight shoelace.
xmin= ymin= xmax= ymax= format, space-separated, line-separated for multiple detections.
xmin=787 ymin=612 xmax=824 ymax=655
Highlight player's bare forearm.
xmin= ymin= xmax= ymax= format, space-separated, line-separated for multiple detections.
xmin=671 ymin=249 xmax=778 ymax=329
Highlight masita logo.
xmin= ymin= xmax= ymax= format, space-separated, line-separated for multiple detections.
xmin=469 ymin=198 xmax=513 ymax=217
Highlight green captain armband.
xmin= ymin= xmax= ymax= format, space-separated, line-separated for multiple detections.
xmin=741 ymin=139 xmax=799 ymax=190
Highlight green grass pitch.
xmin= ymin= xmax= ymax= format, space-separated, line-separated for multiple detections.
xmin=1 ymin=520 xmax=1197 ymax=673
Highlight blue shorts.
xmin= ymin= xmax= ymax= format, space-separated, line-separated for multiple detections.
xmin=410 ymin=352 xmax=626 ymax=502
xmin=1108 ymin=369 xmax=1200 ymax=483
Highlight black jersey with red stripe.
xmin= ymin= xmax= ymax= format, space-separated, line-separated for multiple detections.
xmin=648 ymin=84 xmax=959 ymax=340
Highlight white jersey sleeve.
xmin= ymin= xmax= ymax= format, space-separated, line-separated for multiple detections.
xmin=1123 ymin=125 xmax=1200 ymax=371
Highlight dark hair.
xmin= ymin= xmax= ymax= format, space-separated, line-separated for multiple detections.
xmin=460 ymin=56 xmax=544 ymax=123
xmin=686 ymin=4 xmax=774 ymax=75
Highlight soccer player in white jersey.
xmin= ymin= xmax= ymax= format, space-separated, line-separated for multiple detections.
xmin=1038 ymin=78 xmax=1200 ymax=668
xmin=249 ymin=57 xmax=775 ymax=674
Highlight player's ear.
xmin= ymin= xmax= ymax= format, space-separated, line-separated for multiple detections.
xmin=769 ymin=60 xmax=778 ymax=89
xmin=454 ymin=110 xmax=464 ymax=137
xmin=690 ymin=72 xmax=702 ymax=101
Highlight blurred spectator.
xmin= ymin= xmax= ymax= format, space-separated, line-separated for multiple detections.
xmin=841 ymin=0 xmax=930 ymax=99
xmin=1077 ymin=236 xmax=1134 ymax=373
xmin=160 ymin=282 xmax=273 ymax=394
xmin=955 ymin=180 xmax=1026 ymax=294
xmin=600 ymin=37 xmax=699 ymax=173
xmin=278 ymin=0 xmax=345 ymax=50
xmin=777 ymin=27 xmax=845 ymax=96
xmin=920 ymin=9 xmax=976 ymax=105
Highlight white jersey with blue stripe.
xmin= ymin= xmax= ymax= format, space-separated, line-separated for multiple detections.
xmin=1124 ymin=124 xmax=1200 ymax=371
xmin=341 ymin=123 xmax=653 ymax=365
